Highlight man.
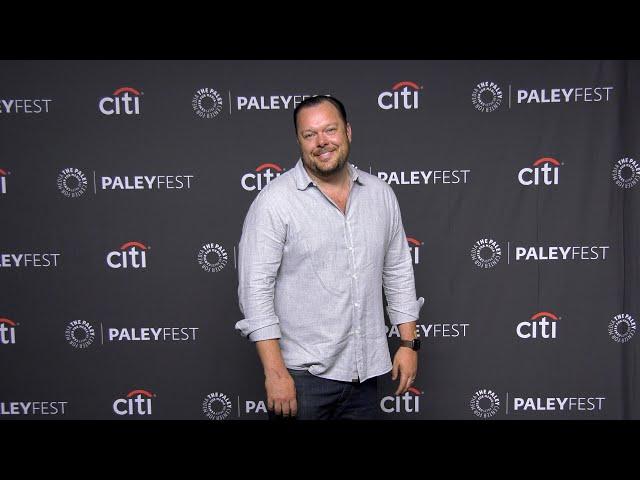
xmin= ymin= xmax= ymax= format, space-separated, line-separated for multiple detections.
xmin=236 ymin=95 xmax=424 ymax=420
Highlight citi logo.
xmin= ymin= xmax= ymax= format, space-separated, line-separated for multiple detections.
xmin=378 ymin=81 xmax=421 ymax=110
xmin=106 ymin=241 xmax=149 ymax=269
xmin=57 ymin=168 xmax=88 ymax=198
xmin=470 ymin=389 xmax=500 ymax=419
xmin=517 ymin=311 xmax=559 ymax=339
xmin=380 ymin=387 xmax=422 ymax=414
xmin=241 ymin=163 xmax=285 ymax=191
xmin=0 ymin=318 xmax=17 ymax=345
xmin=518 ymin=157 xmax=560 ymax=185
xmin=99 ymin=87 xmax=142 ymax=115
xmin=0 ymin=168 xmax=8 ymax=194
xmin=113 ymin=389 xmax=154 ymax=416
xmin=407 ymin=236 xmax=423 ymax=264
xmin=612 ymin=157 xmax=640 ymax=189
xmin=202 ymin=392 xmax=233 ymax=420
xmin=608 ymin=313 xmax=636 ymax=343
xmin=65 ymin=320 xmax=96 ymax=349
xmin=472 ymin=81 xmax=503 ymax=113
xmin=471 ymin=238 xmax=502 ymax=269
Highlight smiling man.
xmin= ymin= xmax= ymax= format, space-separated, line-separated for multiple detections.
xmin=236 ymin=95 xmax=424 ymax=420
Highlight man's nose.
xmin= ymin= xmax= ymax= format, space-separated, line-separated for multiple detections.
xmin=315 ymin=132 xmax=328 ymax=146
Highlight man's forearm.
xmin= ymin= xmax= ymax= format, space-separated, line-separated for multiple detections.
xmin=398 ymin=321 xmax=417 ymax=341
xmin=255 ymin=339 xmax=289 ymax=376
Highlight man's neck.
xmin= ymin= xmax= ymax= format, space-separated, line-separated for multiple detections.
xmin=304 ymin=163 xmax=351 ymax=190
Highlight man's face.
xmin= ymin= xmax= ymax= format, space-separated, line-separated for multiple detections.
xmin=296 ymin=101 xmax=352 ymax=178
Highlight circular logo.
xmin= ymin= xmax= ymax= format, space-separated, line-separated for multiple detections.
xmin=202 ymin=392 xmax=232 ymax=420
xmin=470 ymin=389 xmax=501 ymax=419
xmin=612 ymin=157 xmax=640 ymax=189
xmin=608 ymin=314 xmax=636 ymax=343
xmin=65 ymin=320 xmax=96 ymax=348
xmin=57 ymin=168 xmax=88 ymax=198
xmin=198 ymin=243 xmax=228 ymax=273
xmin=471 ymin=238 xmax=502 ymax=269
xmin=192 ymin=88 xmax=223 ymax=119
xmin=472 ymin=82 xmax=503 ymax=113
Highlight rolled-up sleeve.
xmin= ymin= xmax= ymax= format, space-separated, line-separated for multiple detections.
xmin=383 ymin=188 xmax=425 ymax=325
xmin=235 ymin=192 xmax=286 ymax=341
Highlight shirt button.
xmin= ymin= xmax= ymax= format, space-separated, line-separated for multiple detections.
xmin=352 ymin=274 xmax=358 ymax=279
xmin=354 ymin=303 xmax=360 ymax=308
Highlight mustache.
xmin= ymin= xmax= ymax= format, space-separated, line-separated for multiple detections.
xmin=314 ymin=147 xmax=337 ymax=155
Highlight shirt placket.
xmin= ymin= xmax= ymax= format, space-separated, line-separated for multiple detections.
xmin=344 ymin=187 xmax=363 ymax=383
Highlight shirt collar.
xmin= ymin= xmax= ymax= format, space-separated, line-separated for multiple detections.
xmin=293 ymin=158 xmax=364 ymax=191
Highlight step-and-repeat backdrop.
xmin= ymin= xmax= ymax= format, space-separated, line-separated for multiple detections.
xmin=1 ymin=60 xmax=638 ymax=420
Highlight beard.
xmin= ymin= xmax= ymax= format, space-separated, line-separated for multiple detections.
xmin=303 ymin=145 xmax=350 ymax=178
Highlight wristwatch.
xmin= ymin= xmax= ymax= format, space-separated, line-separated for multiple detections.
xmin=399 ymin=338 xmax=421 ymax=351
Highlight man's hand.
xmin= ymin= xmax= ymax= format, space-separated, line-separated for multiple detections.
xmin=265 ymin=371 xmax=297 ymax=417
xmin=392 ymin=347 xmax=418 ymax=395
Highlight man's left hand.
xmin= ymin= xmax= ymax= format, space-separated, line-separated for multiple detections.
xmin=392 ymin=347 xmax=418 ymax=395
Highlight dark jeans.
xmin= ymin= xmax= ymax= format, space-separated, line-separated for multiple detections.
xmin=267 ymin=369 xmax=380 ymax=420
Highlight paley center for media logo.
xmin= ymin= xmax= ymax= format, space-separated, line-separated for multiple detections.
xmin=0 ymin=97 xmax=52 ymax=114
xmin=65 ymin=319 xmax=199 ymax=347
xmin=517 ymin=311 xmax=560 ymax=339
xmin=378 ymin=81 xmax=422 ymax=110
xmin=473 ymin=81 xmax=614 ymax=111
xmin=106 ymin=241 xmax=149 ymax=269
xmin=58 ymin=168 xmax=195 ymax=197
xmin=471 ymin=238 xmax=610 ymax=268
xmin=113 ymin=389 xmax=155 ymax=416
xmin=518 ymin=157 xmax=561 ymax=186
xmin=470 ymin=389 xmax=501 ymax=419
xmin=0 ymin=168 xmax=9 ymax=194
xmin=241 ymin=163 xmax=286 ymax=191
xmin=193 ymin=87 xmax=223 ymax=118
xmin=380 ymin=387 xmax=423 ymax=414
xmin=202 ymin=392 xmax=233 ymax=420
xmin=472 ymin=82 xmax=503 ymax=112
xmin=612 ymin=157 xmax=640 ymax=189
xmin=471 ymin=389 xmax=607 ymax=417
xmin=57 ymin=168 xmax=88 ymax=198
xmin=0 ymin=318 xmax=17 ymax=345
xmin=608 ymin=313 xmax=636 ymax=343
xmin=197 ymin=243 xmax=228 ymax=272
xmin=65 ymin=320 xmax=96 ymax=349
xmin=99 ymin=87 xmax=142 ymax=115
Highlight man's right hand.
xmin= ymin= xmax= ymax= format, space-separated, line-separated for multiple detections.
xmin=265 ymin=371 xmax=297 ymax=417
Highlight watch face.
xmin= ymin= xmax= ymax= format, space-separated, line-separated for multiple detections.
xmin=413 ymin=339 xmax=421 ymax=350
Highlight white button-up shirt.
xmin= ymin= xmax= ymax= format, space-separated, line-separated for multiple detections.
xmin=236 ymin=159 xmax=424 ymax=382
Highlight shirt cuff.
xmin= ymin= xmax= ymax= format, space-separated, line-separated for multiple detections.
xmin=386 ymin=297 xmax=425 ymax=325
xmin=235 ymin=315 xmax=281 ymax=340
xmin=247 ymin=323 xmax=282 ymax=342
